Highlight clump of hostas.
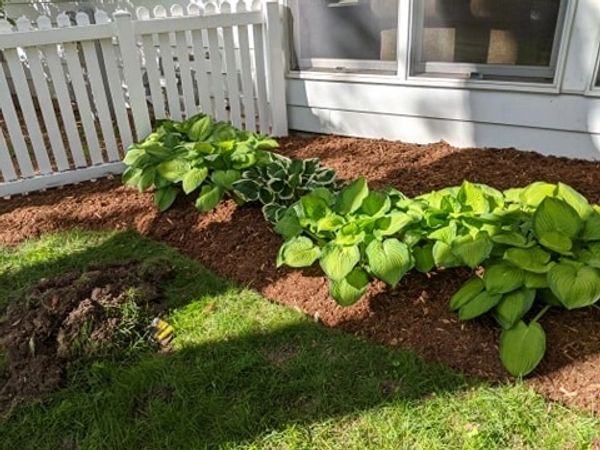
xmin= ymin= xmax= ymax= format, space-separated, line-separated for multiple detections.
xmin=233 ymin=154 xmax=337 ymax=223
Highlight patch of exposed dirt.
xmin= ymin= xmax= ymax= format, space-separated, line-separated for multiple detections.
xmin=1 ymin=135 xmax=599 ymax=414
xmin=0 ymin=259 xmax=172 ymax=408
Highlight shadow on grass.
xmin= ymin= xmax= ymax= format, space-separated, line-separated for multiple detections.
xmin=0 ymin=230 xmax=473 ymax=449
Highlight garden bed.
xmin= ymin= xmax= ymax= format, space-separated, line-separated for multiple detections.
xmin=1 ymin=135 xmax=599 ymax=414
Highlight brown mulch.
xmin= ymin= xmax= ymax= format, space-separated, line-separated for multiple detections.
xmin=0 ymin=260 xmax=172 ymax=409
xmin=1 ymin=134 xmax=599 ymax=414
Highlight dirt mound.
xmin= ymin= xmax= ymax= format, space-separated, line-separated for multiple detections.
xmin=0 ymin=259 xmax=172 ymax=408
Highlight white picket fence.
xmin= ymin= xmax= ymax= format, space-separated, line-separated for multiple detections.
xmin=0 ymin=0 xmax=287 ymax=196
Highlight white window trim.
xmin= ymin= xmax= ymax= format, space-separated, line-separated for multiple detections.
xmin=285 ymin=0 xmax=579 ymax=95
xmin=288 ymin=0 xmax=400 ymax=73
xmin=585 ymin=40 xmax=600 ymax=97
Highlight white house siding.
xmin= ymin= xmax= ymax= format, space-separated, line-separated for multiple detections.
xmin=285 ymin=0 xmax=600 ymax=160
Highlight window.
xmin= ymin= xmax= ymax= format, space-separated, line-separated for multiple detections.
xmin=288 ymin=0 xmax=399 ymax=73
xmin=410 ymin=0 xmax=568 ymax=82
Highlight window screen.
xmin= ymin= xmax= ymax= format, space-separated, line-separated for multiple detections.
xmin=288 ymin=0 xmax=399 ymax=72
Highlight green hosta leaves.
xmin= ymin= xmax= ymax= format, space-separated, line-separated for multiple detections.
xmin=182 ymin=167 xmax=209 ymax=194
xmin=524 ymin=271 xmax=549 ymax=289
xmin=195 ymin=185 xmax=223 ymax=213
xmin=365 ymin=238 xmax=413 ymax=287
xmin=500 ymin=321 xmax=546 ymax=377
xmin=277 ymin=236 xmax=321 ymax=268
xmin=458 ymin=181 xmax=491 ymax=214
xmin=579 ymin=243 xmax=600 ymax=268
xmin=374 ymin=212 xmax=414 ymax=238
xmin=432 ymin=241 xmax=462 ymax=268
xmin=413 ymin=244 xmax=435 ymax=273
xmin=157 ymin=159 xmax=190 ymax=182
xmin=275 ymin=209 xmax=302 ymax=240
xmin=547 ymin=261 xmax=600 ymax=309
xmin=494 ymin=288 xmax=536 ymax=329
xmin=582 ymin=211 xmax=600 ymax=241
xmin=154 ymin=186 xmax=178 ymax=212
xmin=458 ymin=291 xmax=502 ymax=320
xmin=503 ymin=247 xmax=552 ymax=273
xmin=330 ymin=268 xmax=370 ymax=306
xmin=187 ymin=115 xmax=213 ymax=141
xmin=520 ymin=182 xmax=556 ymax=207
xmin=360 ymin=191 xmax=391 ymax=217
xmin=491 ymin=231 xmax=531 ymax=248
xmin=556 ymin=182 xmax=592 ymax=220
xmin=335 ymin=177 xmax=368 ymax=215
xmin=450 ymin=277 xmax=484 ymax=310
xmin=533 ymin=197 xmax=582 ymax=242
xmin=484 ymin=262 xmax=525 ymax=294
xmin=211 ymin=169 xmax=241 ymax=191
xmin=451 ymin=232 xmax=493 ymax=269
xmin=319 ymin=244 xmax=361 ymax=281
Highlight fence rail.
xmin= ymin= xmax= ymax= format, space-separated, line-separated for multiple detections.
xmin=0 ymin=0 xmax=287 ymax=197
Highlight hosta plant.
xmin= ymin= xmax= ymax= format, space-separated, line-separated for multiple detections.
xmin=275 ymin=177 xmax=422 ymax=305
xmin=232 ymin=154 xmax=337 ymax=223
xmin=122 ymin=114 xmax=278 ymax=212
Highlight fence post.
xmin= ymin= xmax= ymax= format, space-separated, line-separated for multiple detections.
xmin=264 ymin=0 xmax=288 ymax=136
xmin=113 ymin=11 xmax=151 ymax=142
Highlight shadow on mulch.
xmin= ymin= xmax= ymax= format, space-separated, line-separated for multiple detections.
xmin=1 ymin=135 xmax=599 ymax=414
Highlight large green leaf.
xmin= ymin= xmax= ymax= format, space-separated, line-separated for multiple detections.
xmin=360 ymin=191 xmax=391 ymax=218
xmin=428 ymin=221 xmax=457 ymax=244
xmin=301 ymin=194 xmax=331 ymax=222
xmin=365 ymin=238 xmax=413 ymax=287
xmin=154 ymin=186 xmax=178 ymax=212
xmin=211 ymin=169 xmax=241 ymax=191
xmin=582 ymin=211 xmax=600 ymax=242
xmin=138 ymin=167 xmax=156 ymax=192
xmin=494 ymin=288 xmax=536 ymax=329
xmin=547 ymin=261 xmax=600 ymax=309
xmin=484 ymin=262 xmax=525 ymax=294
xmin=491 ymin=231 xmax=531 ymax=248
xmin=578 ymin=243 xmax=600 ymax=268
xmin=195 ymin=185 xmax=223 ymax=213
xmin=520 ymin=182 xmax=556 ymax=207
xmin=500 ymin=321 xmax=546 ymax=377
xmin=277 ymin=236 xmax=321 ymax=268
xmin=538 ymin=231 xmax=573 ymax=255
xmin=451 ymin=232 xmax=493 ymax=269
xmin=524 ymin=271 xmax=549 ymax=289
xmin=182 ymin=167 xmax=209 ymax=194
xmin=556 ymin=182 xmax=592 ymax=220
xmin=533 ymin=197 xmax=582 ymax=241
xmin=458 ymin=291 xmax=502 ymax=320
xmin=187 ymin=115 xmax=213 ymax=141
xmin=123 ymin=148 xmax=145 ymax=165
xmin=319 ymin=244 xmax=361 ymax=281
xmin=157 ymin=159 xmax=190 ymax=182
xmin=330 ymin=268 xmax=370 ymax=306
xmin=432 ymin=241 xmax=462 ymax=268
xmin=374 ymin=212 xmax=414 ymax=238
xmin=335 ymin=177 xmax=369 ymax=215
xmin=275 ymin=209 xmax=302 ymax=240
xmin=458 ymin=181 xmax=490 ymax=213
xmin=450 ymin=277 xmax=484 ymax=310
xmin=503 ymin=247 xmax=552 ymax=274
xmin=413 ymin=243 xmax=435 ymax=273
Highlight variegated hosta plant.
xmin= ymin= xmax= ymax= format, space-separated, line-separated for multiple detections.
xmin=122 ymin=114 xmax=278 ymax=212
xmin=232 ymin=154 xmax=337 ymax=223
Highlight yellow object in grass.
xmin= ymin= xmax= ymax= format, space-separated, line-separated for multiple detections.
xmin=151 ymin=317 xmax=174 ymax=346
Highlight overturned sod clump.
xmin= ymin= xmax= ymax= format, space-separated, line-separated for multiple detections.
xmin=0 ymin=258 xmax=173 ymax=408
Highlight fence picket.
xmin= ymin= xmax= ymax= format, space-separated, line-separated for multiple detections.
xmin=37 ymin=16 xmax=87 ymax=168
xmin=95 ymin=10 xmax=135 ymax=150
xmin=16 ymin=16 xmax=70 ymax=171
xmin=172 ymin=5 xmax=196 ymax=118
xmin=57 ymin=13 xmax=104 ymax=165
xmin=1 ymin=20 xmax=52 ymax=173
xmin=75 ymin=12 xmax=120 ymax=162
xmin=0 ymin=123 xmax=17 ymax=182
xmin=221 ymin=2 xmax=242 ymax=128
xmin=251 ymin=22 xmax=269 ymax=134
xmin=188 ymin=5 xmax=213 ymax=116
xmin=235 ymin=1 xmax=256 ymax=131
xmin=205 ymin=2 xmax=227 ymax=121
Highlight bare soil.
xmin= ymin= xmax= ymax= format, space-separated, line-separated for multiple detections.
xmin=1 ymin=135 xmax=599 ymax=414
xmin=0 ymin=260 xmax=172 ymax=409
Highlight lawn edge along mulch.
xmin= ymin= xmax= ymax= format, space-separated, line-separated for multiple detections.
xmin=1 ymin=134 xmax=599 ymax=415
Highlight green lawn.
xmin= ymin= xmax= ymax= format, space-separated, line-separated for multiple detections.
xmin=0 ymin=230 xmax=598 ymax=450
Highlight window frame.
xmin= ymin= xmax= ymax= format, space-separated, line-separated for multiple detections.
xmin=408 ymin=0 xmax=569 ymax=81
xmin=288 ymin=0 xmax=401 ymax=73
